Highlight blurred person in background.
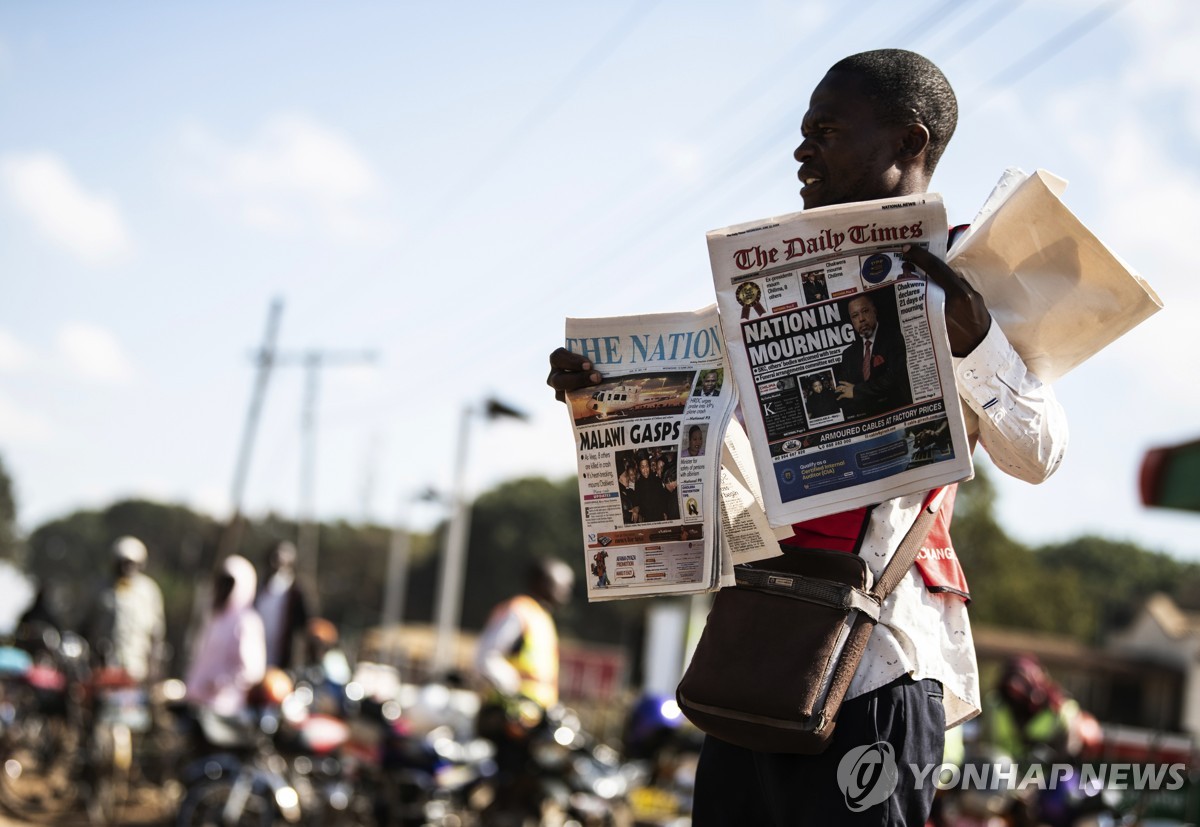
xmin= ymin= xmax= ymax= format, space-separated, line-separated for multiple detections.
xmin=87 ymin=535 xmax=166 ymax=682
xmin=255 ymin=540 xmax=311 ymax=671
xmin=983 ymin=654 xmax=1099 ymax=763
xmin=301 ymin=617 xmax=352 ymax=716
xmin=15 ymin=581 xmax=64 ymax=656
xmin=185 ymin=554 xmax=266 ymax=717
xmin=473 ymin=558 xmax=575 ymax=820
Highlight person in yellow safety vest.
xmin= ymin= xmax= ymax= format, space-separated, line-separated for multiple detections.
xmin=983 ymin=654 xmax=1099 ymax=763
xmin=473 ymin=558 xmax=575 ymax=822
xmin=475 ymin=557 xmax=574 ymax=713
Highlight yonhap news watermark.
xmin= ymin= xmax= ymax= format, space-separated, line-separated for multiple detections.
xmin=836 ymin=741 xmax=1188 ymax=811
xmin=916 ymin=760 xmax=1188 ymax=791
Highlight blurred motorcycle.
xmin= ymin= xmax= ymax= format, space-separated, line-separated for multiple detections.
xmin=620 ymin=694 xmax=701 ymax=827
xmin=471 ymin=702 xmax=644 ymax=827
xmin=175 ymin=674 xmax=371 ymax=827
xmin=0 ymin=629 xmax=90 ymax=822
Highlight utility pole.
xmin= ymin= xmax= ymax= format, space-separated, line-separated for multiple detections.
xmin=190 ymin=298 xmax=282 ymax=671
xmin=274 ymin=348 xmax=378 ymax=581
xmin=217 ymin=298 xmax=285 ymax=563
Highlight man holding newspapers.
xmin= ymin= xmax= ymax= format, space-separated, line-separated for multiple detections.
xmin=548 ymin=49 xmax=1066 ymax=825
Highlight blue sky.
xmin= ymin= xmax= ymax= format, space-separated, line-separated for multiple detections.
xmin=2 ymin=1 xmax=1198 ymax=558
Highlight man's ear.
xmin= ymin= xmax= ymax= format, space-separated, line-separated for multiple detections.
xmin=897 ymin=123 xmax=931 ymax=165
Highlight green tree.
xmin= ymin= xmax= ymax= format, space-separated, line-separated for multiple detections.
xmin=1036 ymin=535 xmax=1190 ymax=639
xmin=0 ymin=453 xmax=17 ymax=559
xmin=25 ymin=507 xmax=108 ymax=629
xmin=310 ymin=519 xmax=392 ymax=637
xmin=951 ymin=468 xmax=1092 ymax=640
xmin=399 ymin=476 xmax=645 ymax=650
xmin=27 ymin=499 xmax=221 ymax=673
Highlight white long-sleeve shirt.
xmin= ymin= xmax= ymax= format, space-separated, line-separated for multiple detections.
xmin=845 ymin=321 xmax=1068 ymax=727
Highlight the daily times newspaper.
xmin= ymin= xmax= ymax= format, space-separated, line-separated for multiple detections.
xmin=707 ymin=194 xmax=973 ymax=527
xmin=564 ymin=307 xmax=739 ymax=601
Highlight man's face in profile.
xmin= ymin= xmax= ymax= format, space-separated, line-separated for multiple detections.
xmin=793 ymin=71 xmax=904 ymax=210
xmin=702 ymin=372 xmax=718 ymax=393
xmin=689 ymin=428 xmax=703 ymax=454
xmin=849 ymin=297 xmax=878 ymax=339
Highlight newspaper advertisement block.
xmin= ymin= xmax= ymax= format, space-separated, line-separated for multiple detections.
xmin=708 ymin=194 xmax=973 ymax=527
xmin=564 ymin=306 xmax=738 ymax=601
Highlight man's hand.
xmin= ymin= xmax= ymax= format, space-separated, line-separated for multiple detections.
xmin=902 ymin=245 xmax=991 ymax=357
xmin=834 ymin=381 xmax=856 ymax=400
xmin=547 ymin=348 xmax=602 ymax=402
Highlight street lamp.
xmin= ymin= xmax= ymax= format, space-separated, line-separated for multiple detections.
xmin=430 ymin=396 xmax=528 ymax=675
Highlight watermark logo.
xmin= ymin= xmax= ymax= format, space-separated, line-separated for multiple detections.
xmin=835 ymin=748 xmax=1187 ymax=813
xmin=916 ymin=761 xmax=1188 ymax=793
xmin=837 ymin=741 xmax=900 ymax=812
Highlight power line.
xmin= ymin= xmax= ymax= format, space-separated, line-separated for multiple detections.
xmin=305 ymin=1 xmax=662 ymax=329
xmin=434 ymin=0 xmax=662 ymax=216
xmin=890 ymin=0 xmax=978 ymax=47
xmin=980 ymin=0 xmax=1130 ymax=93
xmin=334 ymin=0 xmax=990 ymax=421
xmin=273 ymin=348 xmax=380 ymax=579
xmin=933 ymin=0 xmax=1026 ymax=62
xmin=502 ymin=0 xmax=981 ymax=302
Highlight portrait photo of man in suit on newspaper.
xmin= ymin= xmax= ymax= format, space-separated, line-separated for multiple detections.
xmin=834 ymin=290 xmax=913 ymax=419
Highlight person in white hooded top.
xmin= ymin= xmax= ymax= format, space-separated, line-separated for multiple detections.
xmin=185 ymin=554 xmax=267 ymax=717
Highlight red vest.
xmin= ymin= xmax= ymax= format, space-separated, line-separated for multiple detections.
xmin=781 ymin=485 xmax=970 ymax=601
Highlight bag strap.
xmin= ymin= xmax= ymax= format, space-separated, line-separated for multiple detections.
xmin=813 ymin=489 xmax=950 ymax=735
xmin=869 ymin=488 xmax=948 ymax=601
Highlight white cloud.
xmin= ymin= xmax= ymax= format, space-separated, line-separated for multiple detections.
xmin=0 ymin=152 xmax=132 ymax=265
xmin=181 ymin=114 xmax=385 ymax=241
xmin=0 ymin=329 xmax=35 ymax=373
xmin=56 ymin=323 xmax=135 ymax=384
xmin=0 ymin=395 xmax=52 ymax=442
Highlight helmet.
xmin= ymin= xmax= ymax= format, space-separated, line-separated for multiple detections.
xmin=623 ymin=694 xmax=683 ymax=760
xmin=999 ymin=655 xmax=1062 ymax=719
xmin=306 ymin=617 xmax=338 ymax=647
xmin=251 ymin=667 xmax=295 ymax=707
xmin=112 ymin=536 xmax=148 ymax=565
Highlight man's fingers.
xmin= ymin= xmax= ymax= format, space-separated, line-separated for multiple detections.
xmin=548 ymin=369 xmax=603 ymax=393
xmin=549 ymin=347 xmax=591 ymax=372
xmin=901 ymin=245 xmax=962 ymax=294
xmin=901 ymin=245 xmax=991 ymax=356
xmin=546 ymin=347 xmax=602 ymax=401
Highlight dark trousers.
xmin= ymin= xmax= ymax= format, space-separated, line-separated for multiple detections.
xmin=692 ymin=676 xmax=945 ymax=826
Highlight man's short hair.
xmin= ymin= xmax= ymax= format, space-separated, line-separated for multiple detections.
xmin=829 ymin=49 xmax=957 ymax=171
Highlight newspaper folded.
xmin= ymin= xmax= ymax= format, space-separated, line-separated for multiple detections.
xmin=707 ymin=194 xmax=973 ymax=528
xmin=716 ymin=417 xmax=796 ymax=581
xmin=948 ymin=168 xmax=1163 ymax=383
xmin=564 ymin=306 xmax=739 ymax=601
